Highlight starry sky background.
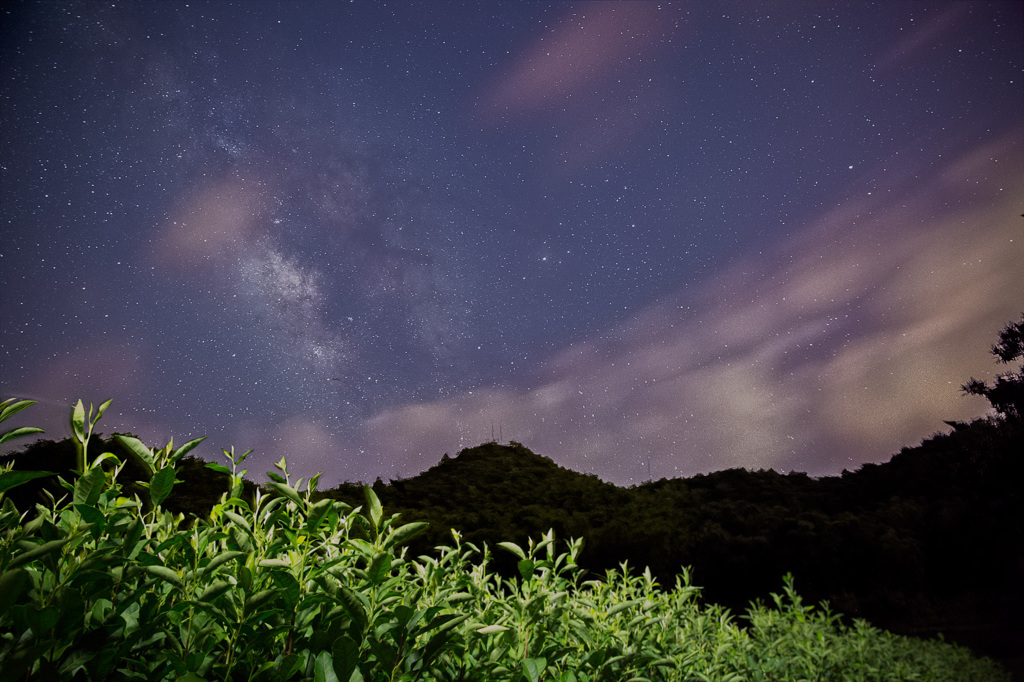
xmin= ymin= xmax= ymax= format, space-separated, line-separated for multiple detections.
xmin=1 ymin=1 xmax=1021 ymax=486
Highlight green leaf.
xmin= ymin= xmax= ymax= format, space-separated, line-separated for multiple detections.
xmin=392 ymin=604 xmax=416 ymax=627
xmin=384 ymin=521 xmax=428 ymax=550
xmin=346 ymin=538 xmax=376 ymax=559
xmin=170 ymin=437 xmax=206 ymax=465
xmin=236 ymin=565 xmax=252 ymax=591
xmin=28 ymin=604 xmax=60 ymax=634
xmin=96 ymin=398 xmax=113 ymax=422
xmin=418 ymin=627 xmax=456 ymax=672
xmin=331 ymin=635 xmax=361 ymax=682
xmin=9 ymin=538 xmax=71 ymax=569
xmin=367 ymin=552 xmax=392 ymax=585
xmin=75 ymin=503 xmax=106 ymax=531
xmin=204 ymin=462 xmax=232 ymax=475
xmin=338 ymin=585 xmax=368 ymax=630
xmin=144 ymin=565 xmax=183 ymax=589
xmin=197 ymin=579 xmax=234 ymax=603
xmin=123 ymin=518 xmax=145 ymax=559
xmin=230 ymin=527 xmax=254 ymax=553
xmin=497 ymin=542 xmax=527 ymax=561
xmin=201 ymin=551 xmax=248 ymax=578
xmin=272 ymin=570 xmax=301 ymax=608
xmin=258 ymin=559 xmax=292 ymax=569
xmin=74 ymin=467 xmax=106 ymax=507
xmin=90 ymin=452 xmax=122 ymax=469
xmin=606 ymin=599 xmax=641 ymax=618
xmin=0 ymin=469 xmax=55 ymax=494
xmin=523 ymin=657 xmax=547 ymax=682
xmin=114 ymin=435 xmax=156 ymax=479
xmin=305 ymin=498 xmax=335 ymax=533
xmin=0 ymin=398 xmax=36 ymax=423
xmin=267 ymin=481 xmax=303 ymax=506
xmin=120 ymin=601 xmax=141 ymax=635
xmin=230 ymin=478 xmax=246 ymax=503
xmin=476 ymin=624 xmax=509 ymax=634
xmin=71 ymin=399 xmax=86 ymax=442
xmin=219 ymin=494 xmax=250 ymax=511
xmin=223 ymin=510 xmax=253 ymax=535
xmin=433 ymin=613 xmax=471 ymax=634
xmin=369 ymin=638 xmax=399 ymax=675
xmin=245 ymin=589 xmax=279 ymax=613
xmin=150 ymin=466 xmax=178 ymax=507
xmin=364 ymin=486 xmax=382 ymax=530
xmin=0 ymin=568 xmax=30 ymax=613
xmin=313 ymin=651 xmax=340 ymax=682
xmin=0 ymin=426 xmax=45 ymax=446
xmin=518 ymin=559 xmax=535 ymax=581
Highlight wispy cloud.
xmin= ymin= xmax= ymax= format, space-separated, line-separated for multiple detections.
xmin=875 ymin=4 xmax=970 ymax=71
xmin=474 ymin=1 xmax=682 ymax=174
xmin=357 ymin=130 xmax=1024 ymax=485
xmin=476 ymin=1 xmax=672 ymax=122
xmin=151 ymin=175 xmax=268 ymax=269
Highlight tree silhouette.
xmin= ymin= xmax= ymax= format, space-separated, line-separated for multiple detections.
xmin=962 ymin=314 xmax=1024 ymax=419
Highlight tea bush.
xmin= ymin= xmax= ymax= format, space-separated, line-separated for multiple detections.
xmin=0 ymin=399 xmax=1009 ymax=681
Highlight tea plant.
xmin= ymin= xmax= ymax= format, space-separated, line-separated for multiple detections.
xmin=0 ymin=398 xmax=1010 ymax=681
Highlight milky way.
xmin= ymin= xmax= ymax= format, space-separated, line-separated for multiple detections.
xmin=2 ymin=2 xmax=1021 ymax=485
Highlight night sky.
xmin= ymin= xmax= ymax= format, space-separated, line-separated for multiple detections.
xmin=2 ymin=1 xmax=1021 ymax=486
